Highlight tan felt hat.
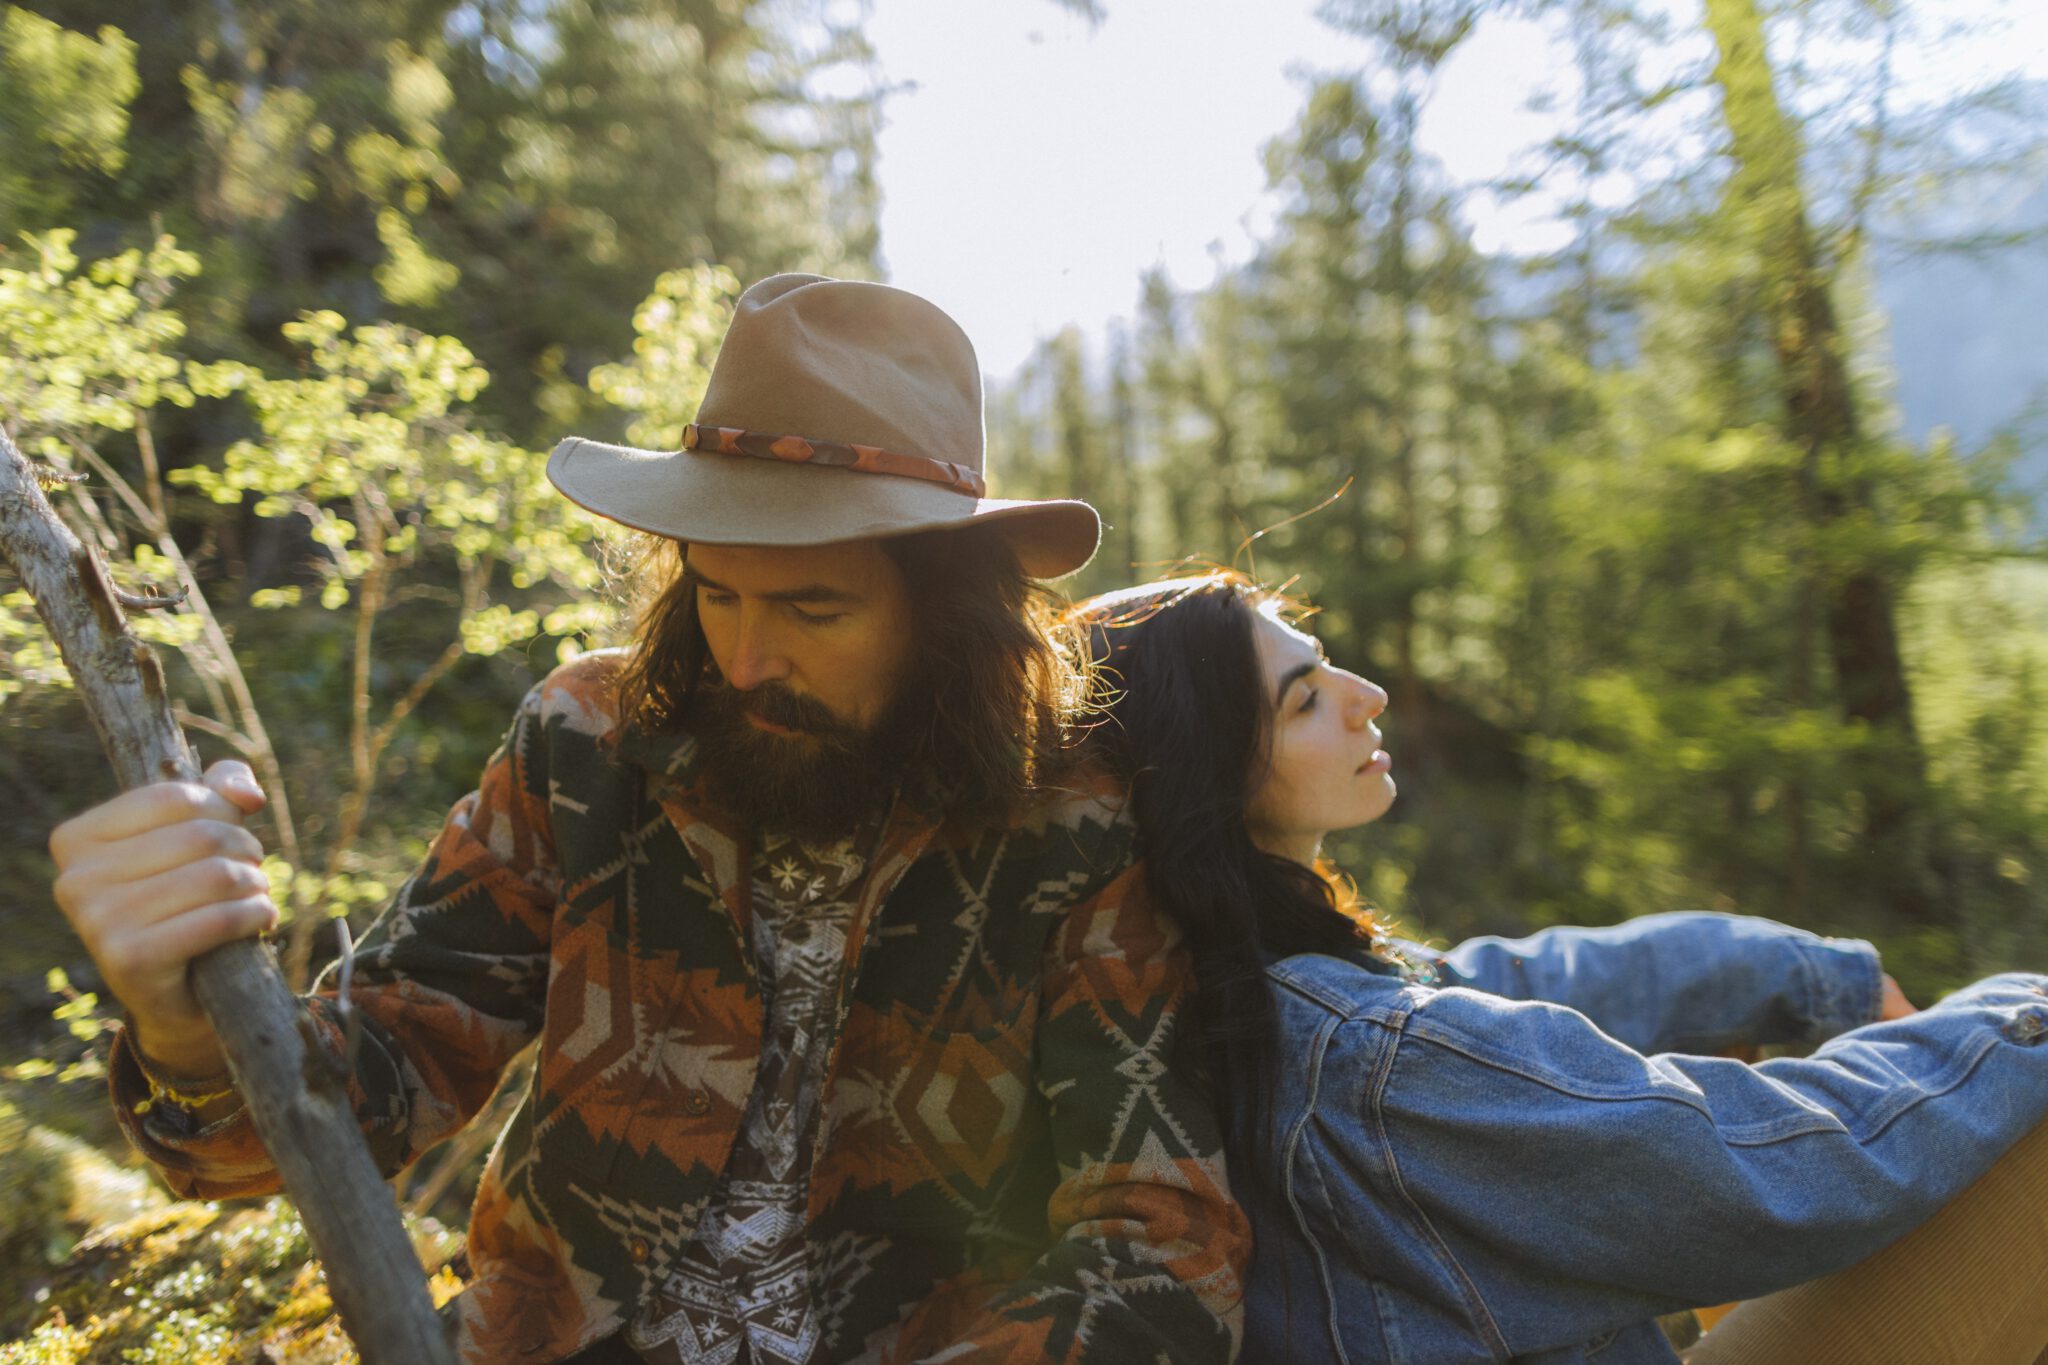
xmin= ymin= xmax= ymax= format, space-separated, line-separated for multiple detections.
xmin=548 ymin=273 xmax=1101 ymax=579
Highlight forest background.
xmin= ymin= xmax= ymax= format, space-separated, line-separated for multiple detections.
xmin=1 ymin=0 xmax=2046 ymax=1355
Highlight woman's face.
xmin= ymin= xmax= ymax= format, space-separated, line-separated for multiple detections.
xmin=1243 ymin=611 xmax=1394 ymax=864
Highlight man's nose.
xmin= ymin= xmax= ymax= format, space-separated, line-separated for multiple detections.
xmin=722 ymin=610 xmax=792 ymax=691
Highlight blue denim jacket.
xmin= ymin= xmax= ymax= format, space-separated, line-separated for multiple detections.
xmin=1246 ymin=911 xmax=2048 ymax=1364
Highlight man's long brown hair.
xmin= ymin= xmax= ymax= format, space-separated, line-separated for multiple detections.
xmin=614 ymin=525 xmax=1091 ymax=830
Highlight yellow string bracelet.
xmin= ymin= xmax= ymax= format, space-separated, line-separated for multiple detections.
xmin=130 ymin=1044 xmax=237 ymax=1114
xmin=133 ymin=1073 xmax=237 ymax=1114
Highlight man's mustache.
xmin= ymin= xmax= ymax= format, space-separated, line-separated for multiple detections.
xmin=737 ymin=683 xmax=858 ymax=739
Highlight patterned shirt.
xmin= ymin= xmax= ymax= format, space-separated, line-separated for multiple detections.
xmin=630 ymin=821 xmax=883 ymax=1365
xmin=108 ymin=651 xmax=1249 ymax=1364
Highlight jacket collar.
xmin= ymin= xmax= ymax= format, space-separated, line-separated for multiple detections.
xmin=606 ymin=710 xmax=701 ymax=790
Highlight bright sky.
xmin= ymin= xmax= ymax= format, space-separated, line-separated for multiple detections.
xmin=863 ymin=0 xmax=2048 ymax=379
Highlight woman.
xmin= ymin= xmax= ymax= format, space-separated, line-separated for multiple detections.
xmin=1074 ymin=570 xmax=2048 ymax=1365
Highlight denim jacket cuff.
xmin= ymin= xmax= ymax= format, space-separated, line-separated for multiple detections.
xmin=1795 ymin=935 xmax=1885 ymax=1040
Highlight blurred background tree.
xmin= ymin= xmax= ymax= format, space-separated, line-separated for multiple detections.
xmin=990 ymin=0 xmax=2048 ymax=987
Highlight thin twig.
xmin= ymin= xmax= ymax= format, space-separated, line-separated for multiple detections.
xmin=113 ymin=584 xmax=189 ymax=611
xmin=28 ymin=463 xmax=86 ymax=491
xmin=170 ymin=707 xmax=257 ymax=755
xmin=404 ymin=1046 xmax=536 ymax=1219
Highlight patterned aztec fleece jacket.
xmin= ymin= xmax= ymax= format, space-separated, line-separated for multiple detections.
xmin=108 ymin=652 xmax=1249 ymax=1364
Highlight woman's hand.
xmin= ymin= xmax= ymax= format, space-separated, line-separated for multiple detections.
xmin=49 ymin=760 xmax=274 ymax=1079
xmin=1879 ymin=973 xmax=1918 ymax=1021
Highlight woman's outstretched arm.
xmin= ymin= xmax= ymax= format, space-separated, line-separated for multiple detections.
xmin=1401 ymin=910 xmax=1884 ymax=1053
xmin=1270 ymin=957 xmax=2048 ymax=1361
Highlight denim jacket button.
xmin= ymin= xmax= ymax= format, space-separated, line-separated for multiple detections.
xmin=2009 ymin=1015 xmax=2046 ymax=1043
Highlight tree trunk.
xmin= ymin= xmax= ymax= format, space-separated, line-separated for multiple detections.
xmin=1701 ymin=0 xmax=1938 ymax=924
xmin=1386 ymin=84 xmax=1429 ymax=783
xmin=1107 ymin=330 xmax=1143 ymax=577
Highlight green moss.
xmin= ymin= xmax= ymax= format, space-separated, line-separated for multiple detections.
xmin=117 ymin=1309 xmax=235 ymax=1365
xmin=3 ymin=1196 xmax=463 ymax=1363
xmin=0 ymin=1319 xmax=91 ymax=1365
xmin=0 ymin=1101 xmax=170 ymax=1335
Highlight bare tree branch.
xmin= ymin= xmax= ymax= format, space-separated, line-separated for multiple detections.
xmin=0 ymin=422 xmax=456 ymax=1365
xmin=64 ymin=436 xmax=310 ymax=947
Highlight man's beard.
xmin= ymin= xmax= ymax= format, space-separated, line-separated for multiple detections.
xmin=693 ymin=678 xmax=918 ymax=843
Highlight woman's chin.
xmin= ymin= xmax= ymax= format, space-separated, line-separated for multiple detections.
xmin=1357 ymin=774 xmax=1397 ymax=824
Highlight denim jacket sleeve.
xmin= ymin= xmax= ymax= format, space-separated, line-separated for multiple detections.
xmin=1277 ymin=959 xmax=2048 ymax=1356
xmin=1396 ymin=911 xmax=1883 ymax=1053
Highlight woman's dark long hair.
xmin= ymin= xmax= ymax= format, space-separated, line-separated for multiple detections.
xmin=614 ymin=524 xmax=1089 ymax=830
xmin=1074 ymin=572 xmax=1382 ymax=1172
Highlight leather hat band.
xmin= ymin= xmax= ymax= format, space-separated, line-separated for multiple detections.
xmin=683 ymin=423 xmax=987 ymax=499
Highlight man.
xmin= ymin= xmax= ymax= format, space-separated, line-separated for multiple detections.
xmin=48 ymin=275 xmax=1247 ymax=1362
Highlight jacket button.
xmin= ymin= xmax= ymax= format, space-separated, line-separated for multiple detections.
xmin=2011 ymin=1015 xmax=2046 ymax=1043
xmin=629 ymin=1238 xmax=650 ymax=1264
xmin=684 ymin=1089 xmax=712 ymax=1116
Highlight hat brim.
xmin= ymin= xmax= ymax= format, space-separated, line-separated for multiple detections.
xmin=548 ymin=438 xmax=1101 ymax=579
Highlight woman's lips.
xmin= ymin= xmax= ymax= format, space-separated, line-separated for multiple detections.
xmin=1359 ymin=749 xmax=1392 ymax=775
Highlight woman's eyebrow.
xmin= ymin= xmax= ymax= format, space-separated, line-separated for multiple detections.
xmin=1275 ymin=659 xmax=1320 ymax=707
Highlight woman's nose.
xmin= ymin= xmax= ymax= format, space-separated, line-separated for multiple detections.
xmin=1347 ymin=675 xmax=1387 ymax=724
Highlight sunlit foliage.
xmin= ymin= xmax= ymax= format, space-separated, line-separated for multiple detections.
xmin=988 ymin=0 xmax=2048 ymax=990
